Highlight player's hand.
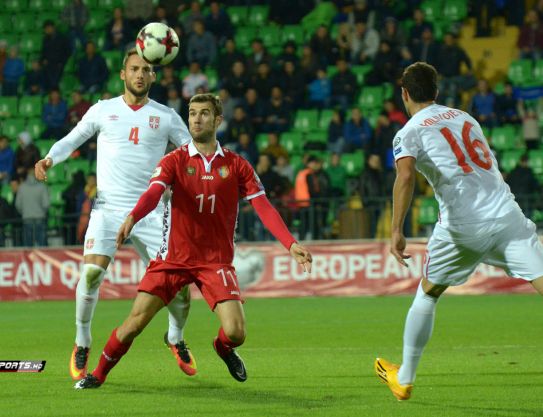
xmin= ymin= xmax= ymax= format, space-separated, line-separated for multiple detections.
xmin=34 ymin=158 xmax=53 ymax=181
xmin=116 ymin=215 xmax=135 ymax=249
xmin=391 ymin=231 xmax=411 ymax=267
xmin=290 ymin=242 xmax=313 ymax=273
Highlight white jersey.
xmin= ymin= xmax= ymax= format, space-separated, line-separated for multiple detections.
xmin=393 ymin=104 xmax=519 ymax=227
xmin=47 ymin=96 xmax=191 ymax=210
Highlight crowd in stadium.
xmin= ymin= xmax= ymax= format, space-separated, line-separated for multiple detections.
xmin=0 ymin=0 xmax=542 ymax=247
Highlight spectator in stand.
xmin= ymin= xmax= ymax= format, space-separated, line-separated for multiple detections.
xmin=218 ymin=88 xmax=235 ymax=125
xmin=437 ymin=33 xmax=475 ymax=107
xmin=15 ymin=167 xmax=49 ymax=247
xmin=410 ymin=27 xmax=440 ymax=68
xmin=328 ymin=109 xmax=345 ymax=154
xmin=223 ymin=60 xmax=251 ymax=100
xmin=383 ymin=99 xmax=408 ymax=126
xmin=0 ymin=41 xmax=7 ymax=92
xmin=150 ymin=5 xmax=177 ymax=27
xmin=496 ymin=82 xmax=521 ymax=125
xmin=326 ymin=152 xmax=347 ymax=197
xmin=263 ymin=87 xmax=292 ymax=134
xmin=256 ymin=153 xmax=289 ymax=201
xmin=348 ymin=0 xmax=372 ymax=25
xmin=470 ymin=78 xmax=496 ymax=128
xmin=61 ymin=0 xmax=89 ymax=52
xmin=270 ymin=0 xmax=313 ymax=25
xmin=160 ymin=64 xmax=183 ymax=94
xmin=0 ymin=192 xmax=19 ymax=246
xmin=310 ymin=25 xmax=335 ymax=67
xmin=181 ymin=0 xmax=204 ymax=35
xmin=278 ymin=61 xmax=305 ymax=108
xmin=242 ymin=88 xmax=265 ymax=133
xmin=380 ymin=17 xmax=406 ymax=53
xmin=370 ymin=112 xmax=397 ymax=170
xmin=105 ymin=7 xmax=133 ymax=51
xmin=205 ymin=1 xmax=233 ymax=47
xmin=294 ymin=155 xmax=313 ymax=239
xmin=331 ymin=58 xmax=358 ymax=110
xmin=518 ymin=9 xmax=543 ymax=60
xmin=409 ymin=8 xmax=434 ymax=48
xmin=276 ymin=41 xmax=299 ymax=69
xmin=186 ymin=19 xmax=217 ymax=68
xmin=306 ymin=156 xmax=331 ymax=239
xmin=519 ymin=101 xmax=540 ymax=150
xmin=308 ymin=68 xmax=332 ymax=109
xmin=274 ymin=154 xmax=294 ymax=183
xmin=40 ymin=20 xmax=71 ymax=91
xmin=225 ymin=106 xmax=254 ymax=145
xmin=333 ymin=23 xmax=353 ymax=62
xmin=358 ymin=153 xmax=386 ymax=238
xmin=25 ymin=60 xmax=47 ymax=96
xmin=78 ymin=41 xmax=109 ymax=94
xmin=42 ymin=89 xmax=68 ymax=140
xmin=124 ymin=0 xmax=153 ymax=30
xmin=218 ymin=38 xmax=245 ymax=79
xmin=170 ymin=24 xmax=188 ymax=71
xmin=350 ymin=21 xmax=380 ymax=64
xmin=300 ymin=45 xmax=320 ymax=83
xmin=14 ymin=132 xmax=40 ymax=181
xmin=251 ymin=62 xmax=276 ymax=100
xmin=506 ymin=154 xmax=540 ymax=215
xmin=181 ymin=61 xmax=208 ymax=100
xmin=0 ymin=135 xmax=14 ymax=185
xmin=263 ymin=132 xmax=289 ymax=162
xmin=366 ymin=40 xmax=401 ymax=85
xmin=167 ymin=87 xmax=182 ymax=115
xmin=246 ymin=39 xmax=273 ymax=76
xmin=62 ymin=169 xmax=86 ymax=245
xmin=2 ymin=47 xmax=24 ymax=96
xmin=231 ymin=132 xmax=259 ymax=167
xmin=343 ymin=107 xmax=372 ymax=152
xmin=67 ymin=91 xmax=91 ymax=130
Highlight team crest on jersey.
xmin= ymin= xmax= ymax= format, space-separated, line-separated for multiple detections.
xmin=218 ymin=166 xmax=229 ymax=178
xmin=85 ymin=238 xmax=94 ymax=249
xmin=186 ymin=166 xmax=195 ymax=175
xmin=149 ymin=116 xmax=160 ymax=129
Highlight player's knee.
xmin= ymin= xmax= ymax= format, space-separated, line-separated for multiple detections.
xmin=78 ymin=264 xmax=106 ymax=295
xmin=224 ymin=322 xmax=246 ymax=344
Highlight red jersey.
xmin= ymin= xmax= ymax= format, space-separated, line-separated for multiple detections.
xmin=150 ymin=141 xmax=265 ymax=265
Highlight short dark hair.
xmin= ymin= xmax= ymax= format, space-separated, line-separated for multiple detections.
xmin=401 ymin=62 xmax=438 ymax=103
xmin=189 ymin=93 xmax=223 ymax=117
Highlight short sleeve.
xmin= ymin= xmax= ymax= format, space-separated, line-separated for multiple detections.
xmin=393 ymin=126 xmax=420 ymax=161
xmin=237 ymin=156 xmax=266 ymax=200
xmin=149 ymin=151 xmax=177 ymax=187
xmin=168 ymin=109 xmax=192 ymax=147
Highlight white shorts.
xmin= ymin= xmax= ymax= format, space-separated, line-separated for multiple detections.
xmin=83 ymin=207 xmax=168 ymax=264
xmin=424 ymin=209 xmax=543 ymax=286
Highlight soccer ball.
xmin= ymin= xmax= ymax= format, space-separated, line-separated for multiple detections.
xmin=136 ymin=22 xmax=180 ymax=66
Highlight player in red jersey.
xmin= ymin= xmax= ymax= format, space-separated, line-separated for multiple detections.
xmin=75 ymin=93 xmax=313 ymax=389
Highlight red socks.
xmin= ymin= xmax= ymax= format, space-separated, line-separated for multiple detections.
xmin=92 ymin=329 xmax=133 ymax=383
xmin=214 ymin=327 xmax=242 ymax=357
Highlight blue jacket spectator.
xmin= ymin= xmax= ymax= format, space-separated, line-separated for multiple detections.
xmin=43 ymin=89 xmax=68 ymax=139
xmin=186 ymin=20 xmax=217 ymax=68
xmin=343 ymin=108 xmax=372 ymax=152
xmin=308 ymin=68 xmax=331 ymax=108
xmin=3 ymin=47 xmax=25 ymax=96
xmin=470 ymin=79 xmax=496 ymax=128
xmin=0 ymin=135 xmax=14 ymax=184
xmin=78 ymin=41 xmax=109 ymax=94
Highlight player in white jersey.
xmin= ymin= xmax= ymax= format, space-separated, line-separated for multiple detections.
xmin=374 ymin=62 xmax=543 ymax=401
xmin=34 ymin=49 xmax=197 ymax=380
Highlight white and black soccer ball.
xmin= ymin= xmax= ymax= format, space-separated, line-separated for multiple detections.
xmin=136 ymin=22 xmax=179 ymax=66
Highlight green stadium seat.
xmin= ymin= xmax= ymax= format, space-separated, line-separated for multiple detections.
xmin=14 ymin=13 xmax=36 ymax=32
xmin=443 ymin=0 xmax=468 ymax=21
xmin=508 ymin=60 xmax=533 ymax=86
xmin=19 ymin=34 xmax=42 ymax=55
xmin=305 ymin=131 xmax=327 ymax=145
xmin=358 ymin=86 xmax=384 ymax=110
xmin=27 ymin=118 xmax=45 ymax=140
xmin=49 ymin=183 xmax=67 ymax=206
xmin=418 ymin=197 xmax=439 ymax=225
xmin=35 ymin=139 xmax=56 ymax=158
xmin=420 ymin=0 xmax=441 ymax=22
xmin=293 ymin=110 xmax=319 ymax=132
xmin=490 ymin=125 xmax=518 ymax=151
xmin=534 ymin=60 xmax=543 ymax=81
xmin=5 ymin=0 xmax=25 ymax=12
xmin=383 ymin=82 xmax=394 ymax=99
xmin=48 ymin=205 xmax=64 ymax=229
xmin=340 ymin=151 xmax=365 ymax=177
xmin=95 ymin=33 xmax=107 ymax=50
xmin=2 ymin=118 xmax=25 ymax=139
xmin=106 ymin=76 xmax=124 ymax=94
xmin=226 ymin=6 xmax=247 ymax=26
xmin=83 ymin=0 xmax=99 ymax=7
xmin=351 ymin=65 xmax=372 ymax=85
xmin=234 ymin=27 xmax=258 ymax=49
xmin=102 ymin=50 xmax=122 ymax=72
xmin=326 ymin=65 xmax=338 ymax=79
xmin=86 ymin=10 xmax=109 ymax=32
xmin=248 ymin=5 xmax=269 ymax=26
xmin=60 ymin=74 xmax=80 ymax=95
xmin=19 ymin=96 xmax=43 ymax=118
xmin=281 ymin=131 xmax=304 ymax=154
xmin=255 ymin=133 xmax=269 ymax=151
xmin=204 ymin=67 xmax=218 ymax=90
xmin=99 ymin=0 xmax=118 ymax=9
xmin=51 ymin=0 xmax=69 ymax=10
xmin=500 ymin=150 xmax=523 ymax=173
xmin=290 ymin=154 xmax=304 ymax=174
xmin=259 ymin=25 xmax=281 ymax=48
xmin=65 ymin=159 xmax=91 ymax=178
xmin=318 ymin=109 xmax=334 ymax=130
xmin=528 ymin=150 xmax=543 ymax=175
xmin=1 ymin=184 xmax=14 ymax=204
xmin=36 ymin=11 xmax=59 ymax=27
xmin=0 ymin=97 xmax=18 ymax=118
xmin=28 ymin=0 xmax=47 ymax=10
xmin=45 ymin=164 xmax=66 ymax=184
xmin=0 ymin=14 xmax=12 ymax=29
xmin=282 ymin=25 xmax=305 ymax=44
xmin=90 ymin=160 xmax=97 ymax=173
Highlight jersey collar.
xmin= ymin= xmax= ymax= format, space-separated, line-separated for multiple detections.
xmin=188 ymin=140 xmax=225 ymax=158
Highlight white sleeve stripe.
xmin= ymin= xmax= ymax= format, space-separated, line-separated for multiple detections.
xmin=243 ymin=190 xmax=266 ymax=201
xmin=150 ymin=181 xmax=168 ymax=189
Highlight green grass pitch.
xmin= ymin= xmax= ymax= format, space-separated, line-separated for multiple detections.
xmin=1 ymin=295 xmax=542 ymax=417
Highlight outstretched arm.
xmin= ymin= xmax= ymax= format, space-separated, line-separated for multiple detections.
xmin=116 ymin=182 xmax=165 ymax=249
xmin=250 ymin=195 xmax=312 ymax=273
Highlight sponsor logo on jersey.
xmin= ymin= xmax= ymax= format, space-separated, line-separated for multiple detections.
xmin=218 ymin=166 xmax=229 ymax=178
xmin=393 ymin=137 xmax=401 ymax=147
xmin=149 ymin=116 xmax=160 ymax=129
xmin=151 ymin=167 xmax=162 ymax=178
xmin=186 ymin=166 xmax=195 ymax=175
xmin=394 ymin=147 xmax=402 ymax=155
xmin=201 ymin=175 xmax=214 ymax=180
xmin=85 ymin=238 xmax=94 ymax=249
xmin=108 ymin=114 xmax=119 ymax=121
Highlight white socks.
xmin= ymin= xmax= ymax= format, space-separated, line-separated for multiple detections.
xmin=397 ymin=282 xmax=439 ymax=385
xmin=166 ymin=286 xmax=191 ymax=345
xmin=75 ymin=264 xmax=106 ymax=348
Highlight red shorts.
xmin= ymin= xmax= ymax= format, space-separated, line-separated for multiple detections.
xmin=137 ymin=259 xmax=242 ymax=310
